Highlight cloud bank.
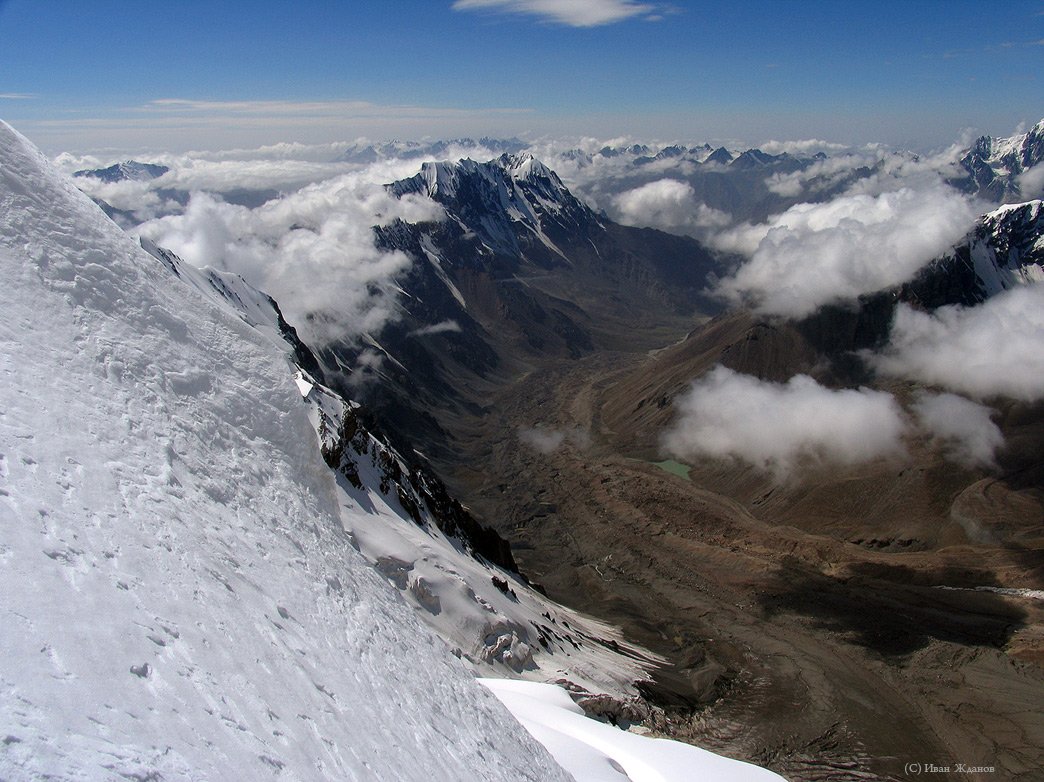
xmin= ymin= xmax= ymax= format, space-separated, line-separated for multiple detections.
xmin=873 ymin=284 xmax=1044 ymax=401
xmin=757 ymin=138 xmax=850 ymax=156
xmin=452 ymin=0 xmax=661 ymax=27
xmin=611 ymin=179 xmax=729 ymax=234
xmin=1018 ymin=163 xmax=1044 ymax=199
xmin=911 ymin=392 xmax=1003 ymax=469
xmin=662 ymin=367 xmax=907 ymax=478
xmin=137 ymin=174 xmax=445 ymax=345
xmin=408 ymin=320 xmax=462 ymax=337
xmin=518 ymin=426 xmax=591 ymax=454
xmin=714 ymin=182 xmax=978 ymax=317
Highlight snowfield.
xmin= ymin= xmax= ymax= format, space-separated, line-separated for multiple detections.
xmin=0 ymin=119 xmax=784 ymax=781
xmin=482 ymin=679 xmax=785 ymax=782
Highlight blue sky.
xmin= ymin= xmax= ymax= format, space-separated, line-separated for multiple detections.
xmin=0 ymin=0 xmax=1041 ymax=153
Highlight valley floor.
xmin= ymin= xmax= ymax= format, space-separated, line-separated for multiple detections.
xmin=436 ymin=350 xmax=1044 ymax=782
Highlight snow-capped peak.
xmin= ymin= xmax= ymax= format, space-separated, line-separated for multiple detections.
xmin=957 ymin=117 xmax=1044 ymax=202
xmin=499 ymin=151 xmax=556 ymax=182
xmin=389 ymin=154 xmax=599 ymax=261
xmin=73 ymin=160 xmax=169 ymax=183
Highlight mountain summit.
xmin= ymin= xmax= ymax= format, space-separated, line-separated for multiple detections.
xmin=389 ymin=152 xmax=596 ymax=263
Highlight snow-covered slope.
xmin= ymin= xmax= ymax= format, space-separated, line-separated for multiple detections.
xmin=0 ymin=120 xmax=571 ymax=781
xmin=481 ymin=680 xmax=784 ymax=782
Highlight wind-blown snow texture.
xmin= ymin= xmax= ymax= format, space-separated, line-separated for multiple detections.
xmin=0 ymin=121 xmax=571 ymax=781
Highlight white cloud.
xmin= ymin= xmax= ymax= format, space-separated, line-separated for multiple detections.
xmin=873 ymin=284 xmax=1044 ymax=401
xmin=714 ymin=182 xmax=978 ymax=317
xmin=763 ymin=171 xmax=805 ymax=198
xmin=911 ymin=392 xmax=1003 ymax=469
xmin=148 ymin=158 xmax=363 ymax=195
xmin=610 ymin=179 xmax=729 ymax=234
xmin=518 ymin=426 xmax=591 ymax=454
xmin=1017 ymin=163 xmax=1044 ymax=199
xmin=762 ymin=151 xmax=885 ymax=197
xmin=452 ymin=0 xmax=660 ymax=27
xmin=137 ymin=170 xmax=445 ymax=346
xmin=408 ymin=320 xmax=462 ymax=337
xmin=757 ymin=138 xmax=849 ymax=156
xmin=187 ymin=140 xmax=361 ymax=162
xmin=51 ymin=151 xmax=106 ymax=174
xmin=72 ymin=178 xmax=175 ymax=221
xmin=662 ymin=367 xmax=908 ymax=479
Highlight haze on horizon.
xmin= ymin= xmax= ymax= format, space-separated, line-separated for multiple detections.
xmin=0 ymin=0 xmax=1041 ymax=155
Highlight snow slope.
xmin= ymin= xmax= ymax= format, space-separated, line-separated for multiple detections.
xmin=481 ymin=679 xmax=786 ymax=782
xmin=0 ymin=120 xmax=571 ymax=781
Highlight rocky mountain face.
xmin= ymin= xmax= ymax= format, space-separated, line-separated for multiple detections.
xmin=312 ymin=152 xmax=725 ymax=461
xmin=904 ymin=199 xmax=1044 ymax=308
xmin=953 ymin=120 xmax=1044 ymax=202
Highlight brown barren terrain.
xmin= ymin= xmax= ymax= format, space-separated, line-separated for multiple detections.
xmin=436 ymin=326 xmax=1044 ymax=781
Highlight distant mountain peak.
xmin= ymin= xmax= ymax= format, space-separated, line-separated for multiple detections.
xmin=73 ymin=160 xmax=169 ymax=183
xmin=729 ymin=148 xmax=784 ymax=169
xmin=498 ymin=150 xmax=556 ymax=181
xmin=388 ymin=154 xmax=597 ymax=262
xmin=955 ymin=118 xmax=1044 ymax=202
xmin=338 ymin=137 xmax=527 ymax=164
xmin=704 ymin=146 xmax=734 ymax=165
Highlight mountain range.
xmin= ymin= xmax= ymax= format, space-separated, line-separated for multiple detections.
xmin=32 ymin=118 xmax=1044 ymax=781
xmin=1 ymin=121 xmax=790 ymax=781
xmin=292 ymin=131 xmax=1043 ymax=781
